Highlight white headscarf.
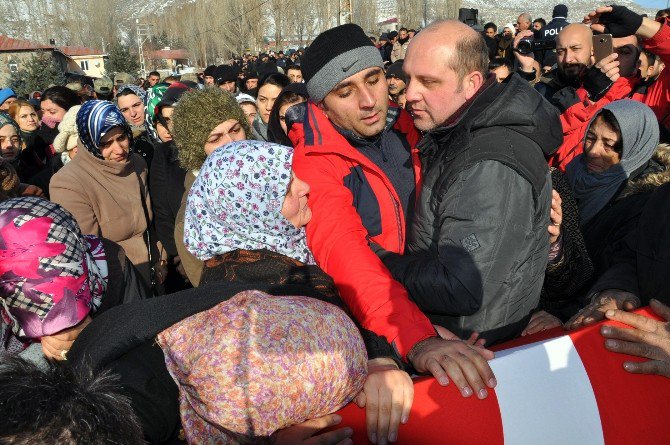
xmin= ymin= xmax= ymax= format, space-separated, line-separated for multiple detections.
xmin=184 ymin=140 xmax=314 ymax=264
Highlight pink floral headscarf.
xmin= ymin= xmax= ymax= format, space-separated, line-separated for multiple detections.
xmin=0 ymin=197 xmax=107 ymax=352
xmin=157 ymin=290 xmax=368 ymax=442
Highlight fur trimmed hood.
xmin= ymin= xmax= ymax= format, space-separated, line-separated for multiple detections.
xmin=619 ymin=143 xmax=670 ymax=199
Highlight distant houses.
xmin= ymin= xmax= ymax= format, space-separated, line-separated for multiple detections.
xmin=0 ymin=34 xmax=106 ymax=85
xmin=147 ymin=48 xmax=190 ymax=73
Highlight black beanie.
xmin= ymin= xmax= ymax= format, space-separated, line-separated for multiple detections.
xmin=385 ymin=60 xmax=407 ymax=83
xmin=302 ymin=23 xmax=384 ymax=102
xmin=204 ymin=65 xmax=217 ymax=77
xmin=552 ymin=4 xmax=568 ymax=18
xmin=214 ymin=65 xmax=238 ymax=84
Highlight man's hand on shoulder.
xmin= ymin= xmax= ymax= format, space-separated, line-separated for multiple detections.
xmin=407 ymin=336 xmax=496 ymax=399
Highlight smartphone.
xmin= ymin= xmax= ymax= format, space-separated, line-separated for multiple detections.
xmin=592 ymin=34 xmax=613 ymax=64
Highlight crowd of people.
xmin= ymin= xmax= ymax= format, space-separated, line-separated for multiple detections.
xmin=1 ymin=3 xmax=670 ymax=444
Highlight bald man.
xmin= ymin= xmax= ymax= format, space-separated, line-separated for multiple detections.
xmin=372 ymin=20 xmax=562 ymax=351
xmin=548 ymin=5 xmax=670 ymax=171
xmin=536 ymin=23 xmax=593 ymax=100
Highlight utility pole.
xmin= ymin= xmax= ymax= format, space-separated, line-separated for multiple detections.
xmin=136 ymin=19 xmax=152 ymax=79
xmin=340 ymin=0 xmax=352 ymax=24
xmin=423 ymin=0 xmax=428 ymax=28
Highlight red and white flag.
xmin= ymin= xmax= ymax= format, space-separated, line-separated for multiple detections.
xmin=335 ymin=308 xmax=670 ymax=444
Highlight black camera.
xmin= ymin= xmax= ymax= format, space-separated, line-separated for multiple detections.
xmin=515 ymin=38 xmax=557 ymax=55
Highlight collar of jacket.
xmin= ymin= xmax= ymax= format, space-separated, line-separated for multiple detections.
xmin=292 ymin=100 xmax=417 ymax=159
xmin=419 ymin=72 xmax=564 ymax=159
xmin=334 ymin=106 xmax=400 ymax=148
xmin=75 ymin=143 xmax=138 ymax=176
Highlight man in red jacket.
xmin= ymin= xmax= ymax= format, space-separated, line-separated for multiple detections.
xmin=550 ymin=6 xmax=670 ymax=171
xmin=288 ymin=23 xmax=496 ymax=401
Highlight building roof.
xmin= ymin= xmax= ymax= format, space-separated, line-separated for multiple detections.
xmin=378 ymin=17 xmax=399 ymax=25
xmin=0 ymin=35 xmax=52 ymax=51
xmin=148 ymin=49 xmax=190 ymax=60
xmin=58 ymin=46 xmax=105 ymax=57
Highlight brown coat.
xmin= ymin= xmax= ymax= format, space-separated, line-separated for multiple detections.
xmin=174 ymin=170 xmax=203 ymax=286
xmin=50 ymin=148 xmax=153 ymax=289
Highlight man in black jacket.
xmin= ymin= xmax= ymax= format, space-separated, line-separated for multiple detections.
xmin=374 ymin=20 xmax=563 ymax=345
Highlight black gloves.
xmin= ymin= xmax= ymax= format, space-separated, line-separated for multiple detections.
xmin=582 ymin=66 xmax=614 ymax=102
xmin=598 ymin=5 xmax=644 ymax=38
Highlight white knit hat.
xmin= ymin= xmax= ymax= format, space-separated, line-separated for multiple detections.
xmin=53 ymin=105 xmax=81 ymax=153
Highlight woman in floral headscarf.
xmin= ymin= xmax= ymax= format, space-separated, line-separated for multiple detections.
xmin=184 ymin=140 xmax=415 ymax=445
xmin=0 ymin=197 xmax=147 ymax=362
xmin=50 ymin=100 xmax=163 ymax=293
xmin=115 ymin=84 xmax=159 ymax=169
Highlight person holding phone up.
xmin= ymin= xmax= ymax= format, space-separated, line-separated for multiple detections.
xmin=549 ymin=5 xmax=670 ymax=172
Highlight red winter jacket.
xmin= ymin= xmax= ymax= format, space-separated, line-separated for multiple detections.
xmin=549 ymin=21 xmax=670 ymax=171
xmin=288 ymin=101 xmax=435 ymax=360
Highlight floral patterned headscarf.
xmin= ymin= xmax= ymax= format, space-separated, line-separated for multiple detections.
xmin=0 ymin=197 xmax=107 ymax=350
xmin=184 ymin=140 xmax=314 ymax=264
xmin=157 ymin=290 xmax=367 ymax=442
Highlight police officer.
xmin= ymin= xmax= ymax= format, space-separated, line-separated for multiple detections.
xmin=537 ymin=4 xmax=570 ymax=69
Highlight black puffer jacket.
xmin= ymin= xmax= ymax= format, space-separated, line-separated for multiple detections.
xmin=588 ymin=181 xmax=670 ymax=306
xmin=378 ymin=74 xmax=563 ymax=344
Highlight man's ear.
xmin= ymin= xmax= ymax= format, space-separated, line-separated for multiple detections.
xmin=464 ymin=71 xmax=485 ymax=100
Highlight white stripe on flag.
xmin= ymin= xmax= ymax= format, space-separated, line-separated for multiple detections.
xmin=490 ymin=335 xmax=605 ymax=445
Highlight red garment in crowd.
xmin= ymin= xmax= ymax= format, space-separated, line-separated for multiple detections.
xmin=549 ymin=21 xmax=670 ymax=171
xmin=289 ymin=101 xmax=435 ymax=360
xmin=335 ymin=307 xmax=670 ymax=444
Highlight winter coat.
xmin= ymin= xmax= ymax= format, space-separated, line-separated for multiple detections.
xmin=377 ymin=74 xmax=562 ymax=344
xmin=67 ymin=253 xmax=387 ymax=443
xmin=588 ymin=180 xmax=670 ymax=306
xmin=288 ymin=101 xmax=436 ymax=360
xmin=174 ymin=170 xmax=202 ymax=286
xmin=381 ymin=43 xmax=393 ymax=63
xmin=132 ymin=129 xmax=155 ymax=171
xmin=149 ymin=141 xmax=186 ymax=258
xmin=97 ymin=238 xmax=151 ymax=311
xmin=17 ymin=130 xmax=50 ymax=181
xmin=581 ymin=145 xmax=670 ymax=281
xmin=535 ymin=67 xmax=576 ymax=101
xmin=26 ymin=153 xmax=65 ymax=199
xmin=50 ymin=148 xmax=154 ymax=291
xmin=541 ymin=169 xmax=594 ymax=320
xmin=391 ymin=39 xmax=409 ymax=62
xmin=536 ymin=17 xmax=569 ymax=68
xmin=549 ymin=22 xmax=670 ymax=171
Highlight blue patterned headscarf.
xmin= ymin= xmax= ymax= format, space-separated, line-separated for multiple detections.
xmin=76 ymin=100 xmax=133 ymax=159
xmin=116 ymin=84 xmax=159 ymax=143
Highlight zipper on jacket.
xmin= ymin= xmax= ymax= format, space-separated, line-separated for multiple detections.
xmin=388 ymin=189 xmax=403 ymax=252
